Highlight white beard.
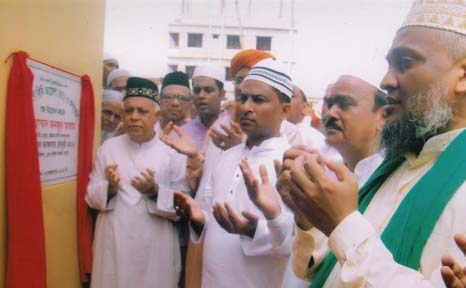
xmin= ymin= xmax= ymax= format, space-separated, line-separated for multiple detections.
xmin=382 ymin=82 xmax=453 ymax=161
xmin=101 ymin=130 xmax=116 ymax=144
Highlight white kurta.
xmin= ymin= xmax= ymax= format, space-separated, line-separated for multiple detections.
xmin=195 ymin=113 xmax=239 ymax=210
xmin=196 ymin=117 xmax=297 ymax=212
xmin=282 ymin=152 xmax=383 ymax=288
xmin=295 ymin=129 xmax=466 ymax=287
xmin=192 ymin=136 xmax=295 ymax=288
xmin=86 ymin=134 xmax=190 ymax=288
xmin=295 ymin=117 xmax=326 ymax=150
xmin=280 ymin=119 xmax=305 ymax=146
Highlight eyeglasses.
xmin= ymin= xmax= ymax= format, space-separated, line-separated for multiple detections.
xmin=161 ymin=94 xmax=191 ymax=102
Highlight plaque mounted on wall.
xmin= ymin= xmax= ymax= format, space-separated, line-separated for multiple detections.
xmin=27 ymin=59 xmax=82 ymax=185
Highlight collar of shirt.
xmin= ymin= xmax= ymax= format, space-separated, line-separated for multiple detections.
xmin=354 ymin=151 xmax=384 ymax=188
xmin=405 ymin=128 xmax=465 ymax=169
xmin=124 ymin=133 xmax=158 ymax=150
xmin=192 ymin=114 xmax=224 ymax=130
xmin=191 ymin=116 xmax=206 ymax=128
xmin=154 ymin=121 xmax=162 ymax=135
xmin=301 ymin=116 xmax=312 ymax=126
xmin=280 ymin=119 xmax=296 ymax=134
xmin=243 ymin=136 xmax=290 ymax=159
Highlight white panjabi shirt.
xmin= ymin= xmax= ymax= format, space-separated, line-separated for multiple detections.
xmin=295 ymin=116 xmax=326 ymax=151
xmin=293 ymin=129 xmax=466 ymax=288
xmin=86 ymin=133 xmax=190 ymax=288
xmin=192 ymin=136 xmax=295 ymax=288
xmin=281 ymin=151 xmax=383 ymax=288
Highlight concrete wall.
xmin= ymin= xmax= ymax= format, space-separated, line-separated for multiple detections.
xmin=0 ymin=1 xmax=105 ymax=287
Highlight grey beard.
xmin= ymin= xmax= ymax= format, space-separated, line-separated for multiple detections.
xmin=382 ymin=84 xmax=453 ymax=161
xmin=101 ymin=130 xmax=115 ymax=144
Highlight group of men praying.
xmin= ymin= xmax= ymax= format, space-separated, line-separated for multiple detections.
xmin=87 ymin=1 xmax=466 ymax=287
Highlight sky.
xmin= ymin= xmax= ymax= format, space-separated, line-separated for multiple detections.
xmin=104 ymin=0 xmax=414 ymax=98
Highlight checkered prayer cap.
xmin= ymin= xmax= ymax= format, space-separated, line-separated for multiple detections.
xmin=244 ymin=58 xmax=293 ymax=99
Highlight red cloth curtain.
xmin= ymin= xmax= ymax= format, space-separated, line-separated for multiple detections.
xmin=6 ymin=51 xmax=47 ymax=288
xmin=6 ymin=51 xmax=96 ymax=286
xmin=77 ymin=75 xmax=95 ymax=284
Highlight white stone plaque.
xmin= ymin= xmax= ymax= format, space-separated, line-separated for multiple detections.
xmin=27 ymin=59 xmax=81 ymax=185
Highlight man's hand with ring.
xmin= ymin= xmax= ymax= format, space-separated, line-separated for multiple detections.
xmin=210 ymin=122 xmax=243 ymax=150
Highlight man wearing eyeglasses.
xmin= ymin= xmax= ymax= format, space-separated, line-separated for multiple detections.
xmin=158 ymin=71 xmax=192 ymax=132
xmin=157 ymin=71 xmax=194 ymax=288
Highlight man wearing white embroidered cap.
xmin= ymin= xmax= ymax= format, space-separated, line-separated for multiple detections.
xmin=173 ymin=58 xmax=295 ymax=288
xmin=181 ymin=65 xmax=226 ymax=150
xmin=276 ymin=1 xmax=466 ymax=287
xmin=101 ymin=89 xmax=123 ymax=144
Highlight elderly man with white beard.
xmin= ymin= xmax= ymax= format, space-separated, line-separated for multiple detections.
xmin=276 ymin=1 xmax=466 ymax=287
xmin=100 ymin=89 xmax=124 ymax=144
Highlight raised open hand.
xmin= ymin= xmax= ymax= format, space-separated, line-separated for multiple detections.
xmin=442 ymin=234 xmax=466 ymax=288
xmin=160 ymin=121 xmax=199 ymax=158
xmin=174 ymin=191 xmax=206 ymax=233
xmin=289 ymin=154 xmax=358 ymax=236
xmin=210 ymin=121 xmax=243 ymax=150
xmin=274 ymin=159 xmax=313 ymax=231
xmin=276 ymin=147 xmax=320 ymax=230
xmin=131 ymin=168 xmax=158 ymax=196
xmin=281 ymin=145 xmax=319 ymax=171
xmin=212 ymin=202 xmax=258 ymax=238
xmin=105 ymin=164 xmax=121 ymax=198
xmin=239 ymin=160 xmax=281 ymax=220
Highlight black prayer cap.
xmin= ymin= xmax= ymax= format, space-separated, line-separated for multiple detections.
xmin=124 ymin=77 xmax=159 ymax=103
xmin=162 ymin=71 xmax=190 ymax=90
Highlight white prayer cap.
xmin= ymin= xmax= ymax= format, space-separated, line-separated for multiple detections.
xmin=192 ymin=65 xmax=225 ymax=84
xmin=107 ymin=69 xmax=131 ymax=86
xmin=102 ymin=89 xmax=124 ymax=102
xmin=333 ymin=72 xmax=380 ymax=91
xmin=244 ymin=58 xmax=293 ymax=99
xmin=103 ymin=52 xmax=118 ymax=62
xmin=401 ymin=0 xmax=466 ymax=36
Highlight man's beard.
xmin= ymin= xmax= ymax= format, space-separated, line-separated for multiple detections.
xmin=382 ymin=83 xmax=453 ymax=161
xmin=101 ymin=130 xmax=116 ymax=143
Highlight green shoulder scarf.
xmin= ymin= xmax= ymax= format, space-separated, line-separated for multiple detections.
xmin=311 ymin=129 xmax=466 ymax=288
